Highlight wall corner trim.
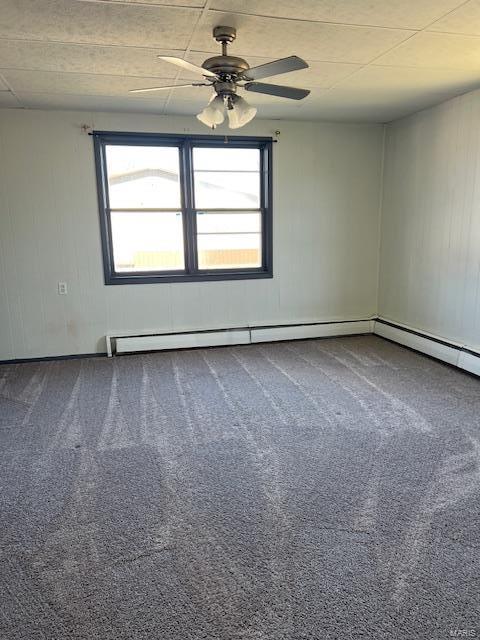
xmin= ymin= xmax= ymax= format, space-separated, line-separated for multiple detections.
xmin=375 ymin=123 xmax=387 ymax=317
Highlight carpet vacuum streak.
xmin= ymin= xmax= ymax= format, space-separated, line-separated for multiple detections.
xmin=1 ymin=335 xmax=479 ymax=639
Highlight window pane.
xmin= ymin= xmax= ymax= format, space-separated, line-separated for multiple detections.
xmin=106 ymin=145 xmax=181 ymax=209
xmin=193 ymin=147 xmax=260 ymax=171
xmin=193 ymin=146 xmax=261 ymax=209
xmin=197 ymin=211 xmax=262 ymax=270
xmin=194 ymin=172 xmax=260 ymax=208
xmin=111 ymin=211 xmax=184 ymax=272
xmin=197 ymin=211 xmax=261 ymax=234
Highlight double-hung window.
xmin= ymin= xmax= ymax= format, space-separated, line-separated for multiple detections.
xmin=93 ymin=132 xmax=273 ymax=284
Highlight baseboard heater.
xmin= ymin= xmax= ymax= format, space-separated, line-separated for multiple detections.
xmin=374 ymin=318 xmax=480 ymax=377
xmin=107 ymin=319 xmax=374 ymax=357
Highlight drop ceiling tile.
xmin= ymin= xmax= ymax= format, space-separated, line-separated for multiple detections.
xmin=257 ymin=99 xmax=360 ymax=122
xmin=429 ymin=0 xmax=480 ymax=35
xmin=254 ymin=96 xmax=363 ymax=122
xmin=3 ymin=1 xmax=478 ymax=123
xmin=164 ymin=92 xmax=214 ymax=115
xmin=339 ymin=64 xmax=480 ymax=93
xmin=375 ymin=31 xmax=480 ymax=70
xmin=298 ymin=91 xmax=410 ymax=122
xmin=163 ymin=85 xmax=214 ymax=108
xmin=319 ymin=65 xmax=480 ymax=121
xmin=2 ymin=69 xmax=192 ymax=97
xmin=210 ymin=0 xmax=464 ymax=30
xmin=15 ymin=92 xmax=169 ymax=114
xmin=103 ymin=0 xmax=205 ymax=5
xmin=0 ymin=0 xmax=200 ymax=49
xmin=187 ymin=51 xmax=360 ymax=88
xmin=191 ymin=13 xmax=414 ymax=62
xmin=0 ymin=40 xmax=204 ymax=80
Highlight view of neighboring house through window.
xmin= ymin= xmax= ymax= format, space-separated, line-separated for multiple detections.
xmin=193 ymin=147 xmax=262 ymax=270
xmin=106 ymin=145 xmax=185 ymax=272
xmin=94 ymin=132 xmax=272 ymax=284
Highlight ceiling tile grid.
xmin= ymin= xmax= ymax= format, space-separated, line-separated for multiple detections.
xmin=189 ymin=14 xmax=416 ymax=62
xmin=0 ymin=0 xmax=480 ymax=122
xmin=0 ymin=0 xmax=201 ymax=47
xmin=429 ymin=0 xmax=480 ymax=36
xmin=209 ymin=0 xmax=465 ymax=30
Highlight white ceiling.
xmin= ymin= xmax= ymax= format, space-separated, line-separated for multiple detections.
xmin=2 ymin=0 xmax=480 ymax=122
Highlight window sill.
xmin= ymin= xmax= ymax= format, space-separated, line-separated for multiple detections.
xmin=104 ymin=269 xmax=273 ymax=285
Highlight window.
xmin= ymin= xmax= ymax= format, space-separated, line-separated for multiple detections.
xmin=93 ymin=132 xmax=273 ymax=284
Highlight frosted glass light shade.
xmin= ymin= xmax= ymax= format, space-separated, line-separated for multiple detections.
xmin=227 ymin=95 xmax=257 ymax=129
xmin=196 ymin=95 xmax=225 ymax=128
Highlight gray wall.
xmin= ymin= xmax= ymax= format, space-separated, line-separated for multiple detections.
xmin=0 ymin=109 xmax=384 ymax=359
xmin=379 ymin=89 xmax=480 ymax=352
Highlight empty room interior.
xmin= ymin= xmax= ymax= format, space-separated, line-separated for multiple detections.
xmin=1 ymin=1 xmax=480 ymax=638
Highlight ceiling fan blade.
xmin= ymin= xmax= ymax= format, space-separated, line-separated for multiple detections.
xmin=243 ymin=56 xmax=308 ymax=81
xmin=158 ymin=56 xmax=217 ymax=78
xmin=130 ymin=83 xmax=209 ymax=94
xmin=244 ymin=82 xmax=310 ymax=100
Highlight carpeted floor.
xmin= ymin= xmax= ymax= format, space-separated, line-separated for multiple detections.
xmin=1 ymin=335 xmax=479 ymax=639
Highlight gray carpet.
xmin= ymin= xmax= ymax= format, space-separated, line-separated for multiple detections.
xmin=1 ymin=335 xmax=479 ymax=639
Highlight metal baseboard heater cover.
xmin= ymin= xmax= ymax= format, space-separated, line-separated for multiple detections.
xmin=115 ymin=329 xmax=250 ymax=355
xmin=107 ymin=319 xmax=374 ymax=356
xmin=373 ymin=319 xmax=480 ymax=377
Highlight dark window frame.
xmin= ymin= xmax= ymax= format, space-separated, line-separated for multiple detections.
xmin=93 ymin=131 xmax=273 ymax=285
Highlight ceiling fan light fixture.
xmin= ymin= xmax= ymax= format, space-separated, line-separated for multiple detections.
xmin=227 ymin=96 xmax=257 ymax=129
xmin=196 ymin=95 xmax=225 ymax=129
xmin=132 ymin=28 xmax=310 ymax=124
xmin=227 ymin=95 xmax=257 ymax=129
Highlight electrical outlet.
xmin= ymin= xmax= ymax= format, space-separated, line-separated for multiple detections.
xmin=58 ymin=282 xmax=67 ymax=295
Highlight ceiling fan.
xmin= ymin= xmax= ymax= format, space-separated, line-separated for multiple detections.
xmin=130 ymin=26 xmax=310 ymax=129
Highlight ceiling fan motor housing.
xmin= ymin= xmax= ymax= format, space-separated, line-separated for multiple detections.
xmin=202 ymin=26 xmax=250 ymax=79
xmin=202 ymin=55 xmax=250 ymax=77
